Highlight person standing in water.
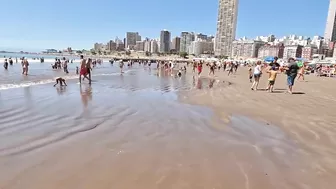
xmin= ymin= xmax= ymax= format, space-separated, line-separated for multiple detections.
xmin=22 ymin=58 xmax=29 ymax=75
xmin=79 ymin=55 xmax=90 ymax=84
xmin=3 ymin=59 xmax=8 ymax=70
xmin=86 ymin=58 xmax=92 ymax=84
xmin=119 ymin=61 xmax=124 ymax=73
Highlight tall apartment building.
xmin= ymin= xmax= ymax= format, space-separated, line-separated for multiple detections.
xmin=150 ymin=40 xmax=158 ymax=53
xmin=325 ymin=0 xmax=336 ymax=41
xmin=126 ymin=32 xmax=140 ymax=50
xmin=180 ymin=32 xmax=195 ymax=53
xmin=144 ymin=38 xmax=151 ymax=52
xmin=160 ymin=30 xmax=171 ymax=53
xmin=231 ymin=39 xmax=265 ymax=58
xmin=171 ymin=37 xmax=181 ymax=52
xmin=215 ymin=0 xmax=239 ymax=56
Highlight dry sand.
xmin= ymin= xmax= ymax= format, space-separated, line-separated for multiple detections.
xmin=181 ymin=66 xmax=336 ymax=188
xmin=0 ymin=65 xmax=335 ymax=189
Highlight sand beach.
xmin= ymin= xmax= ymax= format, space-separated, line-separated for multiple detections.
xmin=0 ymin=60 xmax=336 ymax=189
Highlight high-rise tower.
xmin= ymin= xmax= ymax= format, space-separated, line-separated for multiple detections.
xmin=215 ymin=0 xmax=239 ymax=56
xmin=325 ymin=0 xmax=336 ymax=42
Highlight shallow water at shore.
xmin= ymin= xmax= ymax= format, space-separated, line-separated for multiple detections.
xmin=0 ymin=63 xmax=335 ymax=189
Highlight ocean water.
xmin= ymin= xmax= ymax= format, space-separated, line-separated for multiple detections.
xmin=0 ymin=52 xmax=78 ymax=60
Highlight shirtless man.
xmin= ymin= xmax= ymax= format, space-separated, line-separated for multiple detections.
xmin=53 ymin=77 xmax=67 ymax=87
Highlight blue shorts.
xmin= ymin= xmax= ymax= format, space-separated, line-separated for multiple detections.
xmin=287 ymin=75 xmax=297 ymax=86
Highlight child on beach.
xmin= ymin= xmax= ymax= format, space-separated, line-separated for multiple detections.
xmin=76 ymin=66 xmax=79 ymax=75
xmin=248 ymin=66 xmax=253 ymax=82
xmin=266 ymin=66 xmax=278 ymax=92
xmin=53 ymin=77 xmax=67 ymax=87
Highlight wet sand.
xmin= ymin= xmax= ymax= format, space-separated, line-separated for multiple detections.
xmin=0 ymin=64 xmax=336 ymax=189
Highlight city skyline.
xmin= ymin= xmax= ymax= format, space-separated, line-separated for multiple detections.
xmin=0 ymin=0 xmax=330 ymax=52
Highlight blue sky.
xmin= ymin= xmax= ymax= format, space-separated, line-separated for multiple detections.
xmin=0 ymin=0 xmax=330 ymax=51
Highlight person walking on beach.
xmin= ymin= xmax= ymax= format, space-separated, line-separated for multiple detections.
xmin=197 ymin=62 xmax=203 ymax=77
xmin=227 ymin=62 xmax=234 ymax=76
xmin=283 ymin=58 xmax=301 ymax=94
xmin=251 ymin=61 xmax=262 ymax=90
xmin=297 ymin=64 xmax=305 ymax=81
xmin=266 ymin=66 xmax=278 ymax=92
xmin=79 ymin=55 xmax=90 ymax=84
xmin=248 ymin=66 xmax=253 ymax=83
xmin=209 ymin=62 xmax=216 ymax=76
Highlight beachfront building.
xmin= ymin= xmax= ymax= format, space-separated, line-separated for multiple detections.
xmin=189 ymin=40 xmax=214 ymax=56
xmin=302 ymin=45 xmax=318 ymax=60
xmin=180 ymin=32 xmax=195 ymax=53
xmin=231 ymin=38 xmax=265 ymax=58
xmin=325 ymin=0 xmax=336 ymax=42
xmin=283 ymin=45 xmax=303 ymax=60
xmin=126 ymin=32 xmax=140 ymax=50
xmin=144 ymin=38 xmax=151 ymax=52
xmin=257 ymin=44 xmax=284 ymax=59
xmin=94 ymin=43 xmax=106 ymax=52
xmin=150 ymin=40 xmax=158 ymax=53
xmin=171 ymin=37 xmax=181 ymax=53
xmin=160 ymin=30 xmax=171 ymax=53
xmin=196 ymin=33 xmax=208 ymax=41
xmin=215 ymin=0 xmax=239 ymax=56
xmin=135 ymin=41 xmax=145 ymax=51
xmin=107 ymin=40 xmax=117 ymax=52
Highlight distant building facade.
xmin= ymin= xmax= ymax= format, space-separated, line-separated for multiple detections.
xmin=150 ymin=40 xmax=158 ymax=53
xmin=107 ymin=40 xmax=117 ymax=51
xmin=283 ymin=45 xmax=303 ymax=60
xmin=302 ymin=45 xmax=318 ymax=60
xmin=257 ymin=44 xmax=285 ymax=59
xmin=144 ymin=38 xmax=151 ymax=52
xmin=160 ymin=30 xmax=171 ymax=53
xmin=135 ymin=41 xmax=145 ymax=51
xmin=231 ymin=39 xmax=265 ymax=58
xmin=126 ymin=32 xmax=139 ymax=50
xmin=189 ymin=40 xmax=214 ymax=55
xmin=171 ymin=37 xmax=181 ymax=52
xmin=180 ymin=32 xmax=195 ymax=53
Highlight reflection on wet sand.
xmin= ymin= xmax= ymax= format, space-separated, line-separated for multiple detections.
xmin=56 ymin=86 xmax=67 ymax=95
xmin=80 ymin=85 xmax=92 ymax=108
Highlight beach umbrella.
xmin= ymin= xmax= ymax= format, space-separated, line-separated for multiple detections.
xmin=264 ymin=56 xmax=274 ymax=63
